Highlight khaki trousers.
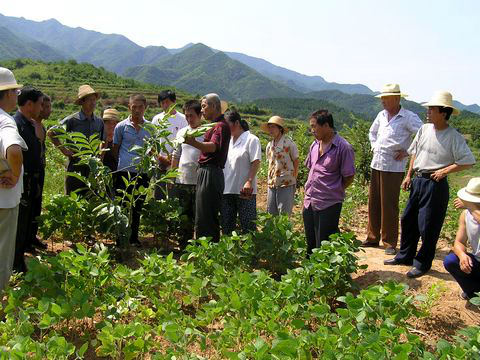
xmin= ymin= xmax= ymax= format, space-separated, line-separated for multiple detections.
xmin=0 ymin=206 xmax=19 ymax=291
xmin=366 ymin=169 xmax=404 ymax=248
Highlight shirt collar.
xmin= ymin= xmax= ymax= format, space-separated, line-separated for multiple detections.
xmin=15 ymin=110 xmax=33 ymax=127
xmin=127 ymin=116 xmax=147 ymax=127
xmin=232 ymin=130 xmax=249 ymax=147
xmin=314 ymin=133 xmax=339 ymax=147
xmin=383 ymin=107 xmax=406 ymax=121
xmin=79 ymin=110 xmax=96 ymax=121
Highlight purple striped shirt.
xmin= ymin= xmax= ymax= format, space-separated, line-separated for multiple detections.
xmin=303 ymin=134 xmax=355 ymax=211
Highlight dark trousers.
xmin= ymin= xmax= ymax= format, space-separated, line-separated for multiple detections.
xmin=221 ymin=194 xmax=257 ymax=235
xmin=170 ymin=184 xmax=196 ymax=248
xmin=303 ymin=202 xmax=343 ymax=254
xmin=115 ymin=171 xmax=150 ymax=243
xmin=13 ymin=174 xmax=39 ymax=272
xmin=395 ymin=177 xmax=449 ymax=271
xmin=366 ymin=169 xmax=404 ymax=247
xmin=30 ymin=168 xmax=45 ymax=243
xmin=195 ymin=165 xmax=224 ymax=242
xmin=444 ymin=252 xmax=480 ymax=298
xmin=65 ymin=163 xmax=90 ymax=195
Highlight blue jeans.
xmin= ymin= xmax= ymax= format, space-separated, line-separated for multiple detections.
xmin=444 ymin=252 xmax=480 ymax=298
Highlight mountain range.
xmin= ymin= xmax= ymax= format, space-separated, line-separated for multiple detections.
xmin=0 ymin=13 xmax=479 ymax=114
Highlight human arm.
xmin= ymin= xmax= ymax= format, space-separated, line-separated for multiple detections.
xmin=47 ymin=127 xmax=74 ymax=158
xmin=430 ymin=163 xmax=473 ymax=182
xmin=401 ymin=154 xmax=416 ymax=191
xmin=183 ymin=137 xmax=217 ymax=153
xmin=242 ymin=159 xmax=261 ymax=196
xmin=452 ymin=211 xmax=474 ymax=274
xmin=368 ymin=116 xmax=380 ymax=149
xmin=342 ymin=175 xmax=355 ymax=190
xmin=0 ymin=145 xmax=23 ymax=188
xmin=454 ymin=198 xmax=480 ymax=223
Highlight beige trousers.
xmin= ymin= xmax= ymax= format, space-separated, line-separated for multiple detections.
xmin=0 ymin=206 xmax=19 ymax=291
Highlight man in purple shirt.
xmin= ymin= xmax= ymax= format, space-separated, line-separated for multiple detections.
xmin=303 ymin=110 xmax=356 ymax=254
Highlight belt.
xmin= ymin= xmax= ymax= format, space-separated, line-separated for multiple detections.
xmin=199 ymin=163 xmax=221 ymax=169
xmin=415 ymin=171 xmax=433 ymax=179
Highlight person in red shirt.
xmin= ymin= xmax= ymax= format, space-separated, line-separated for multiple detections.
xmin=184 ymin=93 xmax=231 ymax=242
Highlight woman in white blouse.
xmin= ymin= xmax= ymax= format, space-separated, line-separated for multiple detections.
xmin=221 ymin=110 xmax=261 ymax=234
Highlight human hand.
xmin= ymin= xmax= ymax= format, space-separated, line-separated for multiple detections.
xmin=459 ymin=253 xmax=473 ymax=274
xmin=401 ymin=175 xmax=411 ymax=191
xmin=241 ymin=180 xmax=253 ymax=198
xmin=453 ymin=198 xmax=466 ymax=209
xmin=0 ymin=170 xmax=19 ymax=188
xmin=394 ymin=149 xmax=409 ymax=161
xmin=183 ymin=135 xmax=194 ymax=146
xmin=430 ymin=168 xmax=447 ymax=182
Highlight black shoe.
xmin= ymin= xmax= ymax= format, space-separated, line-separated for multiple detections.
xmin=31 ymin=237 xmax=47 ymax=250
xmin=406 ymin=267 xmax=427 ymax=278
xmin=384 ymin=258 xmax=403 ymax=265
xmin=360 ymin=241 xmax=380 ymax=248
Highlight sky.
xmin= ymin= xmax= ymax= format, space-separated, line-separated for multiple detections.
xmin=1 ymin=0 xmax=479 ymax=105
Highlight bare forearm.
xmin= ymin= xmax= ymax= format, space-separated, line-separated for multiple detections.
xmin=171 ymin=157 xmax=179 ymax=169
xmin=189 ymin=140 xmax=217 ymax=153
xmin=406 ymin=155 xmax=415 ymax=177
xmin=6 ymin=145 xmax=23 ymax=177
xmin=342 ymin=175 xmax=355 ymax=190
xmin=247 ymin=160 xmax=261 ymax=181
xmin=440 ymin=163 xmax=473 ymax=176
xmin=293 ymin=158 xmax=299 ymax=178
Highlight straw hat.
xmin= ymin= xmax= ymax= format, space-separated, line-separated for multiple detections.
xmin=422 ymin=90 xmax=460 ymax=115
xmin=74 ymin=84 xmax=99 ymax=105
xmin=261 ymin=115 xmax=288 ymax=133
xmin=375 ymin=83 xmax=407 ymax=98
xmin=102 ymin=108 xmax=120 ymax=122
xmin=0 ymin=67 xmax=22 ymax=91
xmin=457 ymin=178 xmax=480 ymax=204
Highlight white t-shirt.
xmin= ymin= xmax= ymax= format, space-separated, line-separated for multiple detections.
xmin=172 ymin=126 xmax=203 ymax=185
xmin=408 ymin=124 xmax=475 ymax=172
xmin=152 ymin=111 xmax=187 ymax=154
xmin=0 ymin=109 xmax=28 ymax=209
xmin=223 ymin=131 xmax=262 ymax=195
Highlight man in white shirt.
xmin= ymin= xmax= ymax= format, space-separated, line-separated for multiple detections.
xmin=0 ymin=67 xmax=28 ymax=289
xmin=385 ymin=91 xmax=475 ymax=278
xmin=152 ymin=90 xmax=187 ymax=200
xmin=361 ymin=84 xmax=423 ymax=255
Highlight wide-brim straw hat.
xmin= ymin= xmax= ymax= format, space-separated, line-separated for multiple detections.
xmin=422 ymin=90 xmax=460 ymax=115
xmin=261 ymin=115 xmax=288 ymax=133
xmin=375 ymin=83 xmax=408 ymax=98
xmin=0 ymin=67 xmax=22 ymax=91
xmin=103 ymin=108 xmax=120 ymax=122
xmin=74 ymin=84 xmax=99 ymax=105
xmin=457 ymin=178 xmax=480 ymax=203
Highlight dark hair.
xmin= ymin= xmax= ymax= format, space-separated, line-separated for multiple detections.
xmin=183 ymin=99 xmax=201 ymax=116
xmin=158 ymin=90 xmax=176 ymax=103
xmin=42 ymin=94 xmax=51 ymax=102
xmin=129 ymin=94 xmax=147 ymax=105
xmin=18 ymin=87 xmax=43 ymax=106
xmin=310 ymin=109 xmax=334 ymax=128
xmin=438 ymin=106 xmax=453 ymax=120
xmin=225 ymin=110 xmax=249 ymax=131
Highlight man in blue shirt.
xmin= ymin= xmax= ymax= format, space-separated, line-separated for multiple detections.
xmin=113 ymin=94 xmax=151 ymax=246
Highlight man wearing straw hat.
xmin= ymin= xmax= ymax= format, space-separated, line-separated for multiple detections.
xmin=385 ymin=91 xmax=475 ymax=278
xmin=361 ymin=84 xmax=423 ymax=255
xmin=0 ymin=67 xmax=27 ymax=289
xmin=48 ymin=84 xmax=104 ymax=195
xmin=443 ymin=178 xmax=480 ymax=300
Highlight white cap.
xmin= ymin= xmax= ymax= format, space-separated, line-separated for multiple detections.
xmin=0 ymin=67 xmax=22 ymax=91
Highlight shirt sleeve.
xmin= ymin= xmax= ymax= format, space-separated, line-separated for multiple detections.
xmin=408 ymin=125 xmax=423 ymax=155
xmin=172 ymin=128 xmax=186 ymax=160
xmin=248 ymin=136 xmax=262 ymax=162
xmin=408 ymin=113 xmax=423 ymax=134
xmin=209 ymin=123 xmax=226 ymax=150
xmin=113 ymin=123 xmax=123 ymax=145
xmin=452 ymin=133 xmax=476 ymax=165
xmin=368 ymin=114 xmax=380 ymax=149
xmin=340 ymin=144 xmax=356 ymax=177
xmin=1 ymin=127 xmax=28 ymax=158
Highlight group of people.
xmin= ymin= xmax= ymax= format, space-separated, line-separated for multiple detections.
xmin=0 ymin=65 xmax=478 ymax=300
